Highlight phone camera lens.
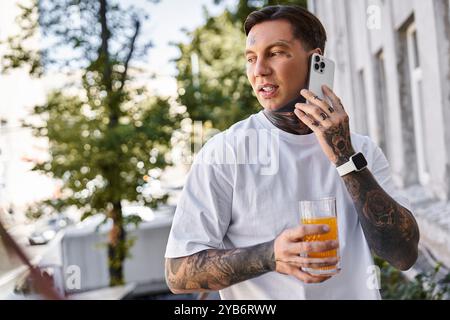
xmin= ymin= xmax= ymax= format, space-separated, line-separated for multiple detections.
xmin=314 ymin=63 xmax=320 ymax=70
xmin=314 ymin=55 xmax=320 ymax=62
xmin=320 ymin=62 xmax=325 ymax=68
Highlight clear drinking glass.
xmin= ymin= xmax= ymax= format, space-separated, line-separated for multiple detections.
xmin=299 ymin=197 xmax=341 ymax=275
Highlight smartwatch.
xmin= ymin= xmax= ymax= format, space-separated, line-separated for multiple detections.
xmin=336 ymin=152 xmax=368 ymax=176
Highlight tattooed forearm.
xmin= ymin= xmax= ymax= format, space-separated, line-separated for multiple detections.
xmin=323 ymin=121 xmax=354 ymax=165
xmin=165 ymin=240 xmax=275 ymax=293
xmin=341 ymin=168 xmax=420 ymax=270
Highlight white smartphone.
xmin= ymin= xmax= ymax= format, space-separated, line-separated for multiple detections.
xmin=307 ymin=53 xmax=335 ymax=103
xmin=275 ymin=53 xmax=335 ymax=112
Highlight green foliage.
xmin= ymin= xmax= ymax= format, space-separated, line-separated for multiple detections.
xmin=1 ymin=0 xmax=43 ymax=75
xmin=24 ymin=91 xmax=180 ymax=218
xmin=375 ymin=256 xmax=450 ymax=300
xmin=1 ymin=0 xmax=158 ymax=76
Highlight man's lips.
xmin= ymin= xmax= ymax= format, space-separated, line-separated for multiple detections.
xmin=257 ymin=84 xmax=279 ymax=99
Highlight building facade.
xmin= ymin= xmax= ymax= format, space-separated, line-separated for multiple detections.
xmin=308 ymin=0 xmax=450 ymax=268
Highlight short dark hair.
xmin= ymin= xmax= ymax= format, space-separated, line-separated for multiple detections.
xmin=244 ymin=5 xmax=327 ymax=53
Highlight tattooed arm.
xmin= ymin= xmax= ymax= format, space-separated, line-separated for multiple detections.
xmin=165 ymin=224 xmax=340 ymax=293
xmin=294 ymin=86 xmax=420 ymax=271
xmin=339 ymin=165 xmax=419 ymax=270
xmin=165 ymin=241 xmax=275 ymax=293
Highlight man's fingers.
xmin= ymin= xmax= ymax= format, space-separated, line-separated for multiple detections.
xmin=322 ymin=85 xmax=345 ymax=112
xmin=276 ymin=261 xmax=333 ymax=284
xmin=287 ymin=240 xmax=337 ymax=256
xmin=295 ymin=103 xmax=333 ymax=126
xmin=285 ymin=224 xmax=330 ymax=241
xmin=300 ymin=88 xmax=334 ymax=116
xmin=294 ymin=108 xmax=322 ymax=131
xmin=294 ymin=239 xmax=339 ymax=254
xmin=278 ymin=255 xmax=339 ymax=268
xmin=291 ymin=266 xmax=331 ymax=284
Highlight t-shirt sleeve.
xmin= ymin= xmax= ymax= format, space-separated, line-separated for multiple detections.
xmin=368 ymin=139 xmax=412 ymax=211
xmin=164 ymin=139 xmax=234 ymax=258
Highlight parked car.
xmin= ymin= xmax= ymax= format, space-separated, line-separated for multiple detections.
xmin=28 ymin=216 xmax=74 ymax=246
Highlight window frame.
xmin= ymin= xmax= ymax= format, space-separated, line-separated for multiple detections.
xmin=406 ymin=22 xmax=430 ymax=185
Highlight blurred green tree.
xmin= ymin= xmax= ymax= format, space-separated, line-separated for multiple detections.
xmin=175 ymin=0 xmax=307 ymax=131
xmin=1 ymin=0 xmax=181 ymax=286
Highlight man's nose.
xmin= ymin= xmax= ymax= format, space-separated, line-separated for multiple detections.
xmin=254 ymin=58 xmax=272 ymax=77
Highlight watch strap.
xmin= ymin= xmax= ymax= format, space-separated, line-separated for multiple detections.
xmin=336 ymin=156 xmax=357 ymax=176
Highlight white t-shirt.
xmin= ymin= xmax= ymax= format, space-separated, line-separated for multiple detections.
xmin=165 ymin=110 xmax=411 ymax=300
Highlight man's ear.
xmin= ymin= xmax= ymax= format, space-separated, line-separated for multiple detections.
xmin=306 ymin=48 xmax=323 ymax=57
xmin=313 ymin=48 xmax=323 ymax=55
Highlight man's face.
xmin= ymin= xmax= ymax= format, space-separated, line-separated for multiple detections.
xmin=245 ymin=19 xmax=315 ymax=111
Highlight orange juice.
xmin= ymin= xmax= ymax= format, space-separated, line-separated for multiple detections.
xmin=301 ymin=216 xmax=339 ymax=273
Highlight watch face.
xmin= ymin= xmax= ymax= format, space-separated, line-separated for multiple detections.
xmin=352 ymin=152 xmax=367 ymax=170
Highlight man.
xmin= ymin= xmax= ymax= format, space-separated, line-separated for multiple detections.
xmin=164 ymin=5 xmax=419 ymax=299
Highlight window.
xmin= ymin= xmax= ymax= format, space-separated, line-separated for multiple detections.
xmin=406 ymin=23 xmax=429 ymax=185
xmin=374 ymin=50 xmax=390 ymax=159
xmin=354 ymin=70 xmax=369 ymax=135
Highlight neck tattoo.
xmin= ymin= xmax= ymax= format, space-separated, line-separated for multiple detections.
xmin=263 ymin=109 xmax=313 ymax=135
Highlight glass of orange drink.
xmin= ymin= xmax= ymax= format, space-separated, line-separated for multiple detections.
xmin=299 ymin=197 xmax=341 ymax=275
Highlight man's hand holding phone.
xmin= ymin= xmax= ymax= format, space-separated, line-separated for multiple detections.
xmin=294 ymin=86 xmax=356 ymax=167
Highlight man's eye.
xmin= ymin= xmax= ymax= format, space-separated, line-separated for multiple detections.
xmin=270 ymin=51 xmax=284 ymax=57
xmin=247 ymin=57 xmax=256 ymax=63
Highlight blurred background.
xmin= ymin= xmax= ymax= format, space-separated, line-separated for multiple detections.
xmin=0 ymin=0 xmax=449 ymax=300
